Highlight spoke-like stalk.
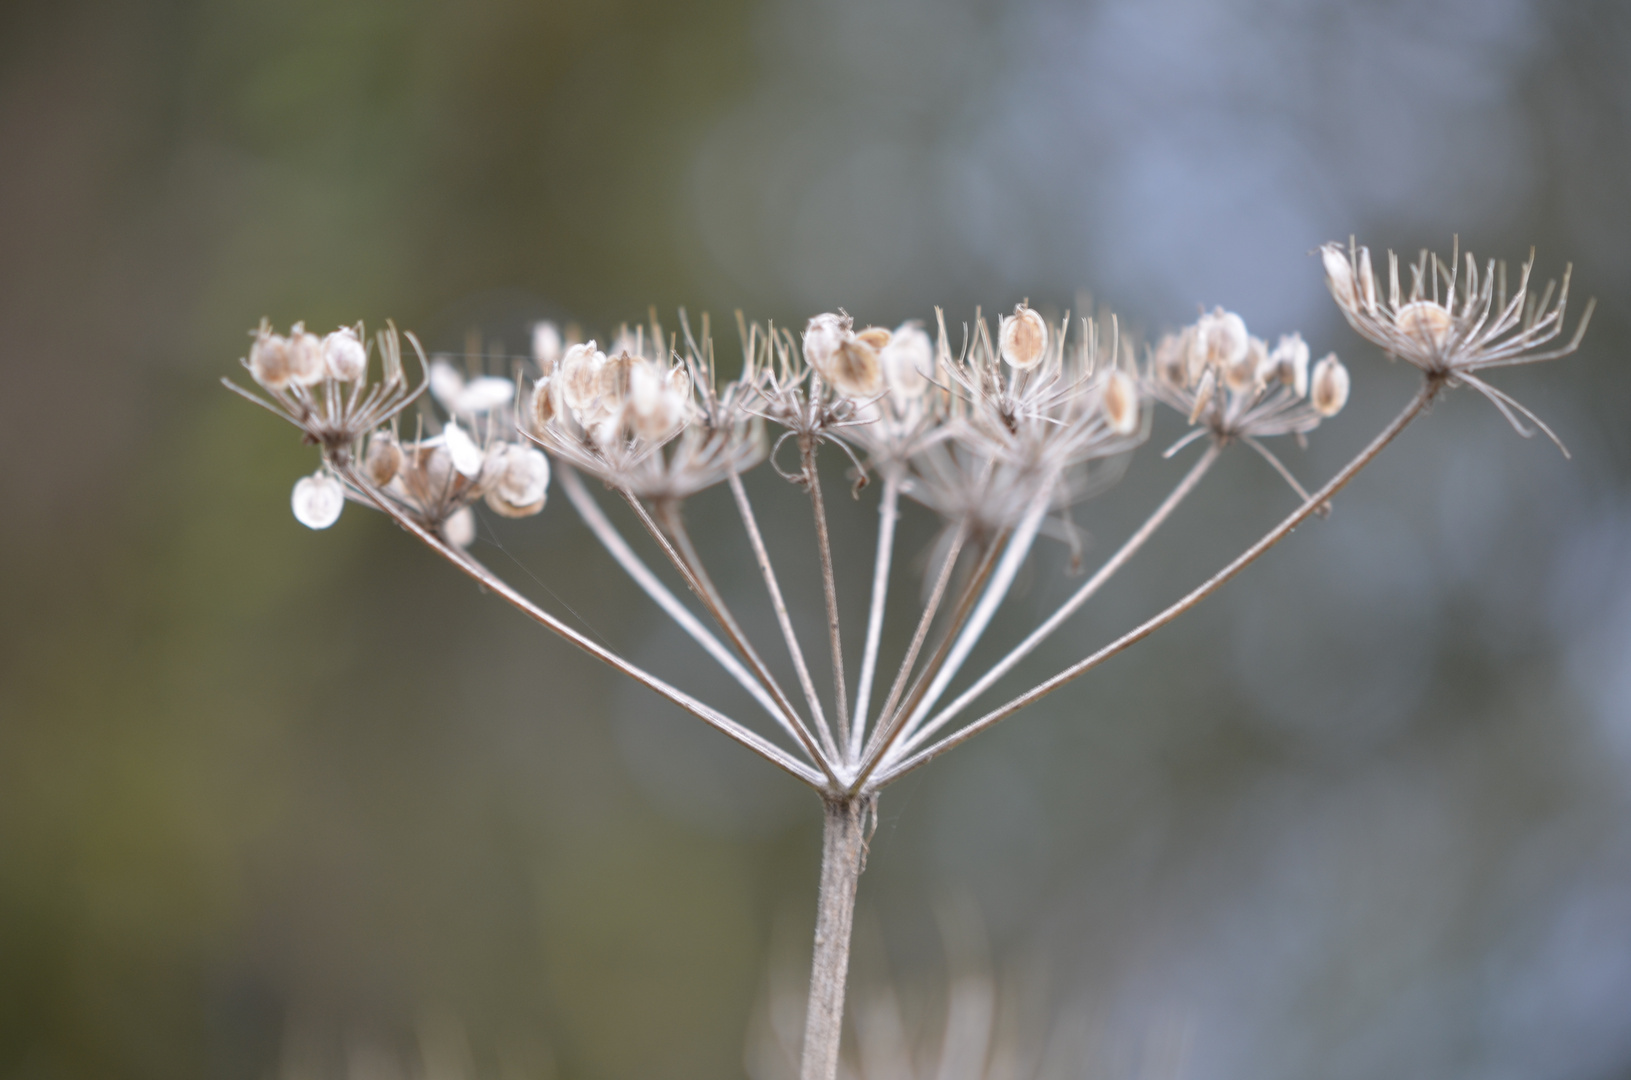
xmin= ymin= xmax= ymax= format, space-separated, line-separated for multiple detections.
xmin=730 ymin=472 xmax=842 ymax=765
xmin=858 ymin=522 xmax=972 ymax=767
xmin=890 ymin=443 xmax=1220 ymax=762
xmin=555 ymin=464 xmax=810 ymax=756
xmin=874 ymin=379 xmax=1440 ymax=786
xmin=888 ymin=478 xmax=1056 ymax=756
xmin=849 ymin=473 xmax=901 ymax=764
xmin=853 ymin=528 xmax=1004 ymax=790
xmin=648 ymin=498 xmax=840 ymax=781
xmin=802 ymin=436 xmax=852 ymax=754
xmin=799 ymin=794 xmax=874 ymax=1080
xmin=332 ymin=462 xmax=824 ymax=787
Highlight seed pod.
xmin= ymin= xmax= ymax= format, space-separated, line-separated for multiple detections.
xmin=249 ymin=330 xmax=295 ymax=389
xmin=443 ymin=421 xmax=485 ymax=478
xmin=531 ymin=377 xmax=557 ymax=430
xmin=532 ymin=321 xmax=563 ymax=372
xmin=443 ymin=507 xmax=476 ymax=548
xmin=879 ymin=321 xmax=932 ymax=403
xmin=625 ymin=360 xmax=687 ymax=441
xmin=428 ymin=360 xmax=466 ymax=410
xmin=855 ymin=327 xmax=892 ymax=351
xmin=1310 ymin=353 xmax=1350 ymax=417
xmin=1226 ymin=336 xmax=1266 ymax=393
xmin=291 ymin=470 xmax=344 ymax=529
xmin=599 ymin=351 xmax=636 ymax=405
xmin=1101 ymin=369 xmax=1140 ymax=436
xmin=455 ymin=376 xmax=517 ymax=415
xmin=999 ymin=304 xmax=1048 ymax=370
xmin=1267 ymin=333 xmax=1309 ymax=397
xmin=287 ymin=325 xmax=326 ymax=387
xmin=364 ymin=429 xmax=402 ymax=486
xmin=1394 ymin=301 xmax=1453 ymax=350
xmin=559 ymin=342 xmax=606 ymax=417
xmin=802 ymin=313 xmax=850 ymax=373
xmin=822 ymin=337 xmax=883 ymax=397
xmin=398 ymin=442 xmax=454 ymax=508
xmin=1194 ymin=308 xmax=1248 ymax=371
xmin=323 ymin=327 xmax=368 ymax=382
xmin=1321 ymin=243 xmax=1356 ymax=311
xmin=483 ymin=444 xmax=551 ymax=518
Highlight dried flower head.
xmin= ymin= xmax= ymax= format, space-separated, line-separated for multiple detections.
xmin=527 ymin=314 xmax=766 ymax=498
xmin=1146 ymin=307 xmax=1348 ymax=502
xmin=899 ymin=308 xmax=1145 ymax=536
xmin=1321 ymin=238 xmax=1593 ymax=454
xmin=226 ymin=320 xmax=427 ymax=452
xmin=1150 ymin=311 xmax=1347 ymax=437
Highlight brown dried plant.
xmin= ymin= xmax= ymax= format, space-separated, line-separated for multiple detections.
xmin=224 ymin=241 xmax=1589 ymax=1080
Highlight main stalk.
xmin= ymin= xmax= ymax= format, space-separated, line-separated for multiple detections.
xmin=800 ymin=794 xmax=874 ymax=1080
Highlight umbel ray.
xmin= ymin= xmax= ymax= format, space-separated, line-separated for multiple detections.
xmin=224 ymin=239 xmax=1590 ymax=1080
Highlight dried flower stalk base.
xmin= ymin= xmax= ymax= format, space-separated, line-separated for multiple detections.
xmin=225 ymin=241 xmax=1589 ymax=1080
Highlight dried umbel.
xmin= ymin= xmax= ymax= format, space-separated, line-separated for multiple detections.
xmin=1321 ymin=238 xmax=1593 ymax=453
xmin=1146 ymin=307 xmax=1349 ymax=502
xmin=225 ymin=321 xmax=551 ymax=540
xmin=526 ymin=313 xmax=765 ymax=499
xmin=226 ymin=320 xmax=425 ymax=452
xmin=226 ymin=241 xmax=1589 ymax=1080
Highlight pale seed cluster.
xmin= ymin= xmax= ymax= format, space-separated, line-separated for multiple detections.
xmin=1320 ymin=239 xmax=1592 ymax=454
xmin=526 ymin=314 xmax=766 ymax=499
xmin=227 ymin=322 xmax=549 ymax=543
xmin=1149 ymin=308 xmax=1349 ymax=439
xmin=231 ymin=297 xmax=1362 ymax=549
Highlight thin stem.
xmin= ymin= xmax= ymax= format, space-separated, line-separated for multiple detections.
xmin=875 ymin=379 xmax=1440 ymax=787
xmin=331 ymin=462 xmax=823 ymax=787
xmin=889 ymin=477 xmax=1056 ymax=755
xmin=802 ymin=436 xmax=851 ymax=753
xmin=799 ymin=795 xmax=874 ymax=1080
xmin=850 ymin=473 xmax=901 ymax=764
xmin=857 ymin=521 xmax=971 ymax=767
xmin=890 ymin=443 xmax=1220 ymax=762
xmin=651 ymin=498 xmax=840 ymax=781
xmin=729 ymin=472 xmax=843 ymax=765
xmin=853 ymin=528 xmax=1005 ymax=791
xmin=555 ymin=464 xmax=809 ymax=755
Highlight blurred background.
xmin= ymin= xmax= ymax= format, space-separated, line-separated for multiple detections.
xmin=2 ymin=0 xmax=1629 ymax=1076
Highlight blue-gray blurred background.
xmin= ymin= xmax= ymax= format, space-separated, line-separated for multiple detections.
xmin=3 ymin=0 xmax=1630 ymax=1077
